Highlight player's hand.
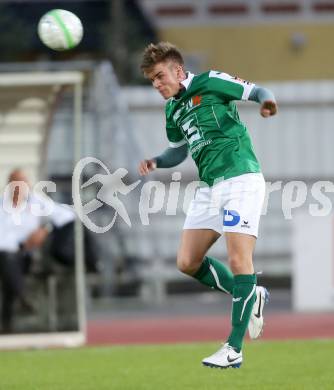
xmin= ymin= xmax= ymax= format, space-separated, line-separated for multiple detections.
xmin=260 ymin=100 xmax=277 ymax=117
xmin=138 ymin=159 xmax=157 ymax=176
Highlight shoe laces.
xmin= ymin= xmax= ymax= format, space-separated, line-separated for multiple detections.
xmin=212 ymin=343 xmax=234 ymax=358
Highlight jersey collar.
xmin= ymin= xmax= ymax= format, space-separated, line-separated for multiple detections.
xmin=180 ymin=72 xmax=195 ymax=90
xmin=171 ymin=72 xmax=195 ymax=101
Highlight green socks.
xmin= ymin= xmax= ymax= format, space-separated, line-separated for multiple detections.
xmin=193 ymin=259 xmax=257 ymax=352
xmin=227 ymin=274 xmax=257 ymax=352
xmin=193 ymin=256 xmax=234 ymax=294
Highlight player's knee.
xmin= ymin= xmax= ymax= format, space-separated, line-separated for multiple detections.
xmin=177 ymin=255 xmax=201 ymax=275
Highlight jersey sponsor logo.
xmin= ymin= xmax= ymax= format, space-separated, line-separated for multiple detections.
xmin=223 ymin=210 xmax=240 ymax=226
xmin=180 ymin=114 xmax=204 ymax=146
xmin=172 ymin=96 xmax=200 ymax=123
xmin=232 ymin=76 xmax=251 ymax=85
xmin=192 ymin=95 xmax=202 ymax=106
xmin=191 ymin=139 xmax=212 ymax=153
xmin=173 ymin=108 xmax=182 ymax=122
xmin=209 ymin=70 xmax=251 ymax=86
xmin=182 ymin=117 xmax=201 ymax=144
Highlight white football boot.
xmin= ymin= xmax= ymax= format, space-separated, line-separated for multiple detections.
xmin=202 ymin=343 xmax=242 ymax=369
xmin=248 ymin=286 xmax=270 ymax=339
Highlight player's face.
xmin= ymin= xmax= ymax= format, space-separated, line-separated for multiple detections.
xmin=147 ymin=61 xmax=184 ymax=99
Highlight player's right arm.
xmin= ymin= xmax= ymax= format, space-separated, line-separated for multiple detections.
xmin=138 ymin=158 xmax=157 ymax=175
xmin=138 ymin=144 xmax=188 ymax=176
xmin=139 ymin=101 xmax=188 ymax=176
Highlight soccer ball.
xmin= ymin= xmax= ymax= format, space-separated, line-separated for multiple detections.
xmin=38 ymin=9 xmax=83 ymax=51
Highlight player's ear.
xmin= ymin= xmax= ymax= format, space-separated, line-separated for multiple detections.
xmin=176 ymin=64 xmax=185 ymax=80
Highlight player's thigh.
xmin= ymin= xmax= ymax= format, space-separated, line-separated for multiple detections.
xmin=225 ymin=232 xmax=256 ymax=274
xmin=177 ymin=229 xmax=220 ymax=273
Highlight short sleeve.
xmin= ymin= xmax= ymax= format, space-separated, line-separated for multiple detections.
xmin=208 ymin=70 xmax=255 ymax=101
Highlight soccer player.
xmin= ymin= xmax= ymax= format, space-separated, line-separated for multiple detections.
xmin=138 ymin=42 xmax=277 ymax=369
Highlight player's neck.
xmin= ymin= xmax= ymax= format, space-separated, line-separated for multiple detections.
xmin=174 ymin=85 xmax=186 ymax=99
xmin=174 ymin=72 xmax=188 ymax=98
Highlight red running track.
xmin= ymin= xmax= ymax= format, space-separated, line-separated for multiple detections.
xmin=87 ymin=312 xmax=334 ymax=345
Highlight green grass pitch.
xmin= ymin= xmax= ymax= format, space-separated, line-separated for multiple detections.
xmin=0 ymin=340 xmax=333 ymax=389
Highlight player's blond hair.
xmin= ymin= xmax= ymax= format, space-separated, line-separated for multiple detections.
xmin=140 ymin=42 xmax=184 ymax=75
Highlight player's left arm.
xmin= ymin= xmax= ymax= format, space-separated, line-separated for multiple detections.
xmin=249 ymin=85 xmax=278 ymax=118
xmin=208 ymin=71 xmax=277 ymax=117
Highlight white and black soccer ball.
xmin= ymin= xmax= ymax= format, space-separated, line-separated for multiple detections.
xmin=38 ymin=9 xmax=83 ymax=51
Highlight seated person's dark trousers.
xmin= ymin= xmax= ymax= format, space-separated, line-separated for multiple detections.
xmin=0 ymin=251 xmax=25 ymax=332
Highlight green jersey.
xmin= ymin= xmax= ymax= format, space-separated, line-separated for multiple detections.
xmin=165 ymin=70 xmax=261 ymax=186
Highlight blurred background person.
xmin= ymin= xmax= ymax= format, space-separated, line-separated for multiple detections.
xmin=0 ymin=169 xmax=74 ymax=333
